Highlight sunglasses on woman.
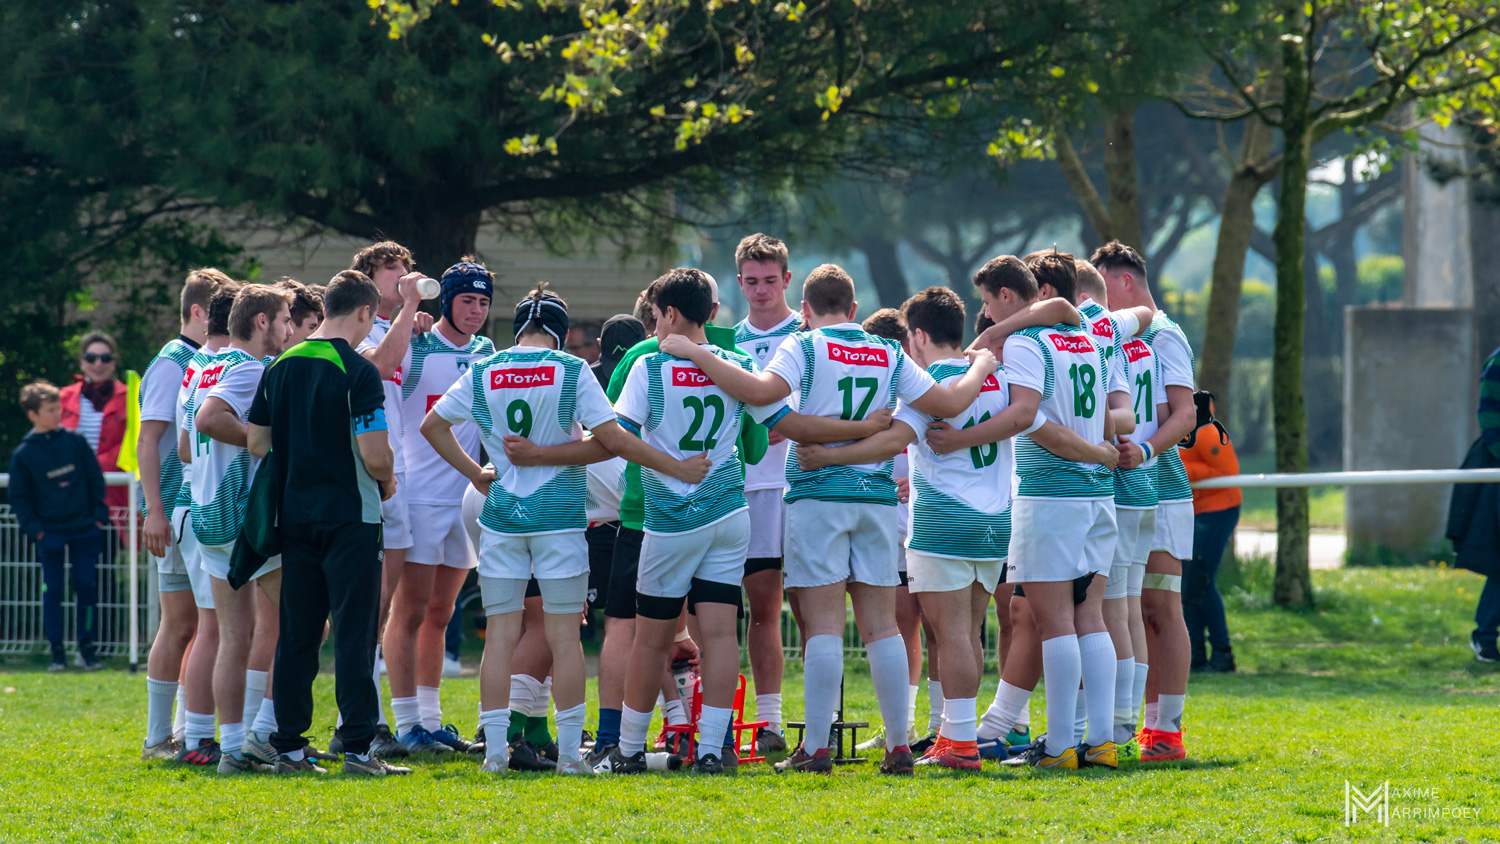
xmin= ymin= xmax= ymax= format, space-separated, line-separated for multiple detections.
xmin=82 ymin=353 xmax=115 ymax=364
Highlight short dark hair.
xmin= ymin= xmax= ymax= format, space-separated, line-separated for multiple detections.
xmin=276 ymin=278 xmax=324 ymax=324
xmin=973 ymin=255 xmax=1038 ymax=302
xmin=20 ymin=380 xmax=59 ymax=414
xmin=79 ymin=330 xmax=117 ymax=358
xmin=651 ymin=268 xmax=713 ymax=326
xmin=975 ymin=311 xmax=994 ymax=335
xmin=182 ymin=268 xmax=231 ymax=324
xmin=901 ymin=287 xmax=965 ymax=348
xmin=1074 ymin=259 xmax=1108 ymax=303
xmin=803 ymin=264 xmax=856 ymax=317
xmin=1089 ymin=240 xmax=1147 ymax=281
xmin=861 ymin=308 xmax=907 ymax=343
xmin=1024 ymin=249 xmax=1078 ymax=303
xmin=324 ymin=270 xmax=380 ymax=319
xmin=207 ymin=280 xmax=244 ymax=337
xmin=229 ymin=285 xmax=291 ymax=342
xmin=735 ymin=233 xmax=789 ymax=274
xmin=351 ymin=241 xmax=414 ymax=279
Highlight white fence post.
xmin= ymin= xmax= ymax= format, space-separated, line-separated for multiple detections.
xmin=128 ymin=478 xmax=139 ymax=670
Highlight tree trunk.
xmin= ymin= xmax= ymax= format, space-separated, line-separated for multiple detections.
xmin=1102 ymin=105 xmax=1144 ymax=252
xmin=1271 ymin=10 xmax=1313 ymax=608
xmin=1053 ymin=128 xmax=1112 ymax=246
xmin=854 ymin=234 xmax=911 ymax=311
xmin=1197 ymin=116 xmax=1274 ymax=423
xmin=386 ymin=208 xmax=483 ymax=320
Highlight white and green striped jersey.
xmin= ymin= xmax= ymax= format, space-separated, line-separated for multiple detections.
xmin=1079 ymin=299 xmax=1159 ymax=509
xmin=894 ymin=359 xmax=1014 ymax=560
xmin=173 ymin=346 xmax=217 ymax=511
xmin=1141 ymin=312 xmax=1195 ymax=503
xmin=400 ymin=329 xmax=496 ymax=506
xmin=1003 ymin=324 xmax=1113 ymax=500
xmin=138 ymin=337 xmax=199 ymax=514
xmin=764 ymin=323 xmax=937 ymax=506
xmin=432 ymin=346 xmax=616 ymax=536
xmin=734 ymin=313 xmax=800 ymax=492
xmin=186 ymin=348 xmax=263 ymax=546
xmin=615 ymin=345 xmax=787 ymax=534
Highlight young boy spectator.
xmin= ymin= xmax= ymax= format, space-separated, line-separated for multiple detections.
xmin=11 ymin=380 xmax=109 ymax=671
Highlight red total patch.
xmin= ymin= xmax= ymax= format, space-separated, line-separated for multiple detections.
xmin=826 ymin=342 xmax=889 ymax=367
xmin=490 ymin=367 xmax=555 ymax=389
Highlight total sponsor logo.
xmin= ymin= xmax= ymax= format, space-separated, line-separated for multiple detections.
xmin=426 ymin=394 xmax=443 ymax=413
xmin=491 ymin=366 xmax=556 ymax=390
xmin=827 ymin=342 xmax=889 ymax=367
xmin=1047 ymin=333 xmax=1096 ymax=355
xmin=196 ymin=364 xmax=225 ymax=389
xmin=980 ymin=374 xmax=1002 ymax=393
xmin=672 ymin=367 xmax=715 ymax=388
xmin=389 ymin=364 xmax=403 ymax=387
xmin=1123 ymin=339 xmax=1152 ymax=364
xmin=1090 ymin=318 xmax=1114 ymax=340
xmin=181 ymin=367 xmax=198 ymax=389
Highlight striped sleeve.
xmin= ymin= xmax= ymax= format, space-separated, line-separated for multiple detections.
xmin=1479 ymin=349 xmax=1500 ymax=460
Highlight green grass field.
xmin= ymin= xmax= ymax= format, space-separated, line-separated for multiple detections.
xmin=4 ymin=564 xmax=1498 ymax=843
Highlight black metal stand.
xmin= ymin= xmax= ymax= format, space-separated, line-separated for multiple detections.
xmin=786 ymin=678 xmax=869 ymax=764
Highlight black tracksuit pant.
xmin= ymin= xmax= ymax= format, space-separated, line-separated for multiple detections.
xmin=271 ymin=521 xmax=382 ymax=755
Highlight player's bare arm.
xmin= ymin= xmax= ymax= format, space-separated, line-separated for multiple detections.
xmin=924 ymin=392 xmax=1042 ymax=456
xmin=908 ymin=348 xmax=997 ymax=418
xmin=967 ymin=297 xmax=1080 ymax=355
xmin=137 ymin=419 xmax=171 ymax=557
xmin=246 ymin=422 xmax=272 ymax=458
xmin=195 ymin=396 xmax=247 ymax=447
xmin=657 ymin=333 xmax=793 ymax=406
xmin=1119 ymin=385 xmax=1194 ymax=470
xmin=797 ymin=420 xmax=918 ymax=471
xmin=362 ymin=272 xmax=427 ymax=380
xmin=355 ymin=429 xmax=397 ymax=500
xmin=177 ymin=427 xmax=191 ymax=465
xmin=419 ymin=410 xmax=497 ymax=496
xmin=590 ymin=419 xmax=712 ymax=484
xmin=1108 ymin=391 xmax=1135 ymax=437
xmin=769 ymin=406 xmax=893 ymax=444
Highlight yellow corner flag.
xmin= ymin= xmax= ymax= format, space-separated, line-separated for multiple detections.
xmin=118 ymin=370 xmax=141 ymax=478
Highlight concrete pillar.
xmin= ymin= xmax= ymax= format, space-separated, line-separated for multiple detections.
xmin=1344 ymin=307 xmax=1475 ymax=558
xmin=1402 ymin=121 xmax=1471 ymax=309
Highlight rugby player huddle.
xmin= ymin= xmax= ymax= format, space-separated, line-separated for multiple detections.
xmin=136 ymin=232 xmax=1197 ymax=776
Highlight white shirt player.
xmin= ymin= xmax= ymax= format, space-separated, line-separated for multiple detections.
xmin=614 ymin=345 xmax=788 ymax=534
xmin=356 ymin=315 xmax=408 ymax=476
xmin=186 ymin=348 xmax=264 ymax=546
xmin=895 ymin=360 xmax=1014 ymax=559
xmin=400 ymin=329 xmax=496 ymax=507
xmin=138 ymin=337 xmax=198 ymax=515
xmin=734 ymin=313 xmax=800 ymax=493
xmin=1003 ymin=324 xmax=1113 ymax=500
xmin=762 ymin=323 xmax=937 ymax=505
xmin=431 ymin=346 xmax=616 ymax=536
xmin=1141 ymin=312 xmax=1196 ymax=503
xmin=173 ymin=347 xmax=215 ymax=512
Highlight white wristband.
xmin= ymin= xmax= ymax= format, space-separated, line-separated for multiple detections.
xmin=1140 ymin=441 xmax=1154 ymax=463
xmin=674 ymin=628 xmax=691 ymax=643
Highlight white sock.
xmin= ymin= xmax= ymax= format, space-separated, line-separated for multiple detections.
xmin=1040 ymin=635 xmax=1081 ymax=757
xmin=866 ymin=635 xmax=910 ymax=751
xmin=509 ymin=675 xmax=535 ymax=715
xmin=479 ymin=709 xmax=511 ymax=764
xmin=978 ymin=681 xmax=1032 ymax=740
xmin=219 ymin=722 xmax=245 ymax=760
xmin=285 ymin=747 xmax=305 ymax=762
xmin=619 ymin=705 xmax=653 ymax=756
xmin=243 ymin=670 xmax=268 ymax=730
xmin=554 ymin=703 xmax=586 ymax=762
xmin=943 ymin=697 xmax=977 ymax=742
xmin=372 ymin=644 xmax=388 ymax=726
xmin=907 ymin=684 xmax=920 ymax=736
xmin=1113 ymin=658 xmax=1135 ymax=727
xmin=251 ymin=696 xmax=278 ymax=737
xmin=1144 ymin=701 xmax=1159 ymax=731
xmin=1157 ymin=694 xmax=1185 ymax=733
xmin=926 ymin=680 xmax=944 ymax=733
xmin=1078 ymin=632 xmax=1116 ymax=747
xmin=392 ymin=696 xmax=421 ymax=735
xmin=417 ymin=685 xmax=441 ymax=731
xmin=1074 ymin=686 xmax=1089 ymax=745
xmin=173 ymin=684 xmax=188 ymax=743
xmin=802 ymin=635 xmax=843 ymax=753
xmin=540 ymin=676 xmax=553 ymax=716
xmin=755 ymin=693 xmax=782 ymax=730
xmin=1132 ymin=662 xmax=1149 ymax=727
xmin=145 ymin=678 xmax=178 ymax=746
xmin=1015 ymin=696 xmax=1031 ymax=730
xmin=696 ymin=705 xmax=733 ymax=758
xmin=663 ymin=698 xmax=688 ymax=726
xmin=185 ymin=711 xmax=216 ymax=748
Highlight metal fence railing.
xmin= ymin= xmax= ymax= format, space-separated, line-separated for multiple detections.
xmin=0 ymin=473 xmax=149 ymax=663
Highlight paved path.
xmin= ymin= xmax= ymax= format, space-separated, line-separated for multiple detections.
xmin=1235 ymin=529 xmax=1346 ymax=569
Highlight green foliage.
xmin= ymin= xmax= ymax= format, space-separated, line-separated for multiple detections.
xmin=1356 ymin=254 xmax=1404 ymax=305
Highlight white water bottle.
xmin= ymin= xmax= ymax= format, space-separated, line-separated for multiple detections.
xmin=415 ymin=277 xmax=440 ymax=299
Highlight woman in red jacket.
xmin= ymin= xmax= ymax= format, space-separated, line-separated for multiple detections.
xmin=60 ymin=331 xmax=129 ymax=518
